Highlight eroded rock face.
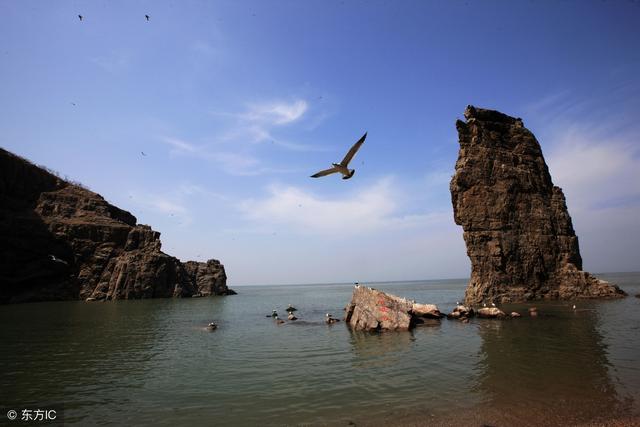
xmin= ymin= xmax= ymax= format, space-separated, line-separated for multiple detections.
xmin=344 ymin=285 xmax=442 ymax=331
xmin=0 ymin=148 xmax=234 ymax=303
xmin=450 ymin=106 xmax=625 ymax=305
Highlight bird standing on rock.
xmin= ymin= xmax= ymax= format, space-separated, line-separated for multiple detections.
xmin=310 ymin=132 xmax=367 ymax=180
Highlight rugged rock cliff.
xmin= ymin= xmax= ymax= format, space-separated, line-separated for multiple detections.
xmin=0 ymin=148 xmax=234 ymax=303
xmin=450 ymin=106 xmax=625 ymax=305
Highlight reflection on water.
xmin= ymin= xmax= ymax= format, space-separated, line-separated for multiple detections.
xmin=472 ymin=303 xmax=630 ymax=426
xmin=349 ymin=329 xmax=417 ymax=369
xmin=1 ymin=276 xmax=639 ymax=426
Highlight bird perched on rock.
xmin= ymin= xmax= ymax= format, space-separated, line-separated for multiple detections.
xmin=206 ymin=322 xmax=217 ymax=331
xmin=310 ymin=132 xmax=367 ymax=180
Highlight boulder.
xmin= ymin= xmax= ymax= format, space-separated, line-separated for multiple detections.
xmin=450 ymin=106 xmax=626 ymax=305
xmin=411 ymin=303 xmax=442 ymax=318
xmin=344 ymin=285 xmax=440 ymax=331
xmin=448 ymin=304 xmax=474 ymax=319
xmin=477 ymin=307 xmax=506 ymax=318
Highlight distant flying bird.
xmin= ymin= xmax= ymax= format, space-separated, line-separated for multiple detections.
xmin=78 ymin=15 xmax=83 ymax=21
xmin=141 ymin=151 xmax=146 ymax=156
xmin=310 ymin=132 xmax=367 ymax=180
xmin=145 ymin=14 xmax=150 ymax=21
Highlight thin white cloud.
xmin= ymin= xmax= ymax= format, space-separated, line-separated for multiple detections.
xmin=239 ymin=177 xmax=449 ymax=237
xmin=244 ymin=100 xmax=308 ymax=125
xmin=209 ymin=98 xmax=330 ymax=152
xmin=162 ymin=137 xmax=198 ymax=154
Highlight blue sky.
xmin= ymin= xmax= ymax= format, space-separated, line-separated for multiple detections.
xmin=1 ymin=0 xmax=639 ymax=285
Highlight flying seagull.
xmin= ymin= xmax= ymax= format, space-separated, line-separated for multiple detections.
xmin=78 ymin=15 xmax=83 ymax=21
xmin=310 ymin=132 xmax=367 ymax=180
xmin=145 ymin=14 xmax=150 ymax=21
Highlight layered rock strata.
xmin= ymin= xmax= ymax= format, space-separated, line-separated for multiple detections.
xmin=0 ymin=148 xmax=234 ymax=303
xmin=450 ymin=106 xmax=625 ymax=305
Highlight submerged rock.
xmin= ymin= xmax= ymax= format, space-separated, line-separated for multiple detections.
xmin=344 ymin=285 xmax=441 ymax=331
xmin=0 ymin=148 xmax=235 ymax=303
xmin=450 ymin=106 xmax=626 ymax=305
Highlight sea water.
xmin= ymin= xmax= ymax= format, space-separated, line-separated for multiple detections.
xmin=1 ymin=273 xmax=639 ymax=426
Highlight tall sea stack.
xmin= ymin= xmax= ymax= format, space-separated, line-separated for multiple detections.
xmin=450 ymin=106 xmax=625 ymax=304
xmin=0 ymin=147 xmax=234 ymax=303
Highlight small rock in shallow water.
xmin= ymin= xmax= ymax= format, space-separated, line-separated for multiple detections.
xmin=510 ymin=312 xmax=521 ymax=318
xmin=477 ymin=307 xmax=506 ymax=318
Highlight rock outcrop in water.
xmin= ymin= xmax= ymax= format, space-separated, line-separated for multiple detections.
xmin=0 ymin=147 xmax=235 ymax=303
xmin=344 ymin=285 xmax=442 ymax=331
xmin=450 ymin=106 xmax=625 ymax=305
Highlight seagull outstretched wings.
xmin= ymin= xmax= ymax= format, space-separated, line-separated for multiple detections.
xmin=310 ymin=132 xmax=367 ymax=180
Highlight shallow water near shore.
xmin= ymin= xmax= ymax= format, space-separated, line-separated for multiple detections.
xmin=1 ymin=273 xmax=639 ymax=426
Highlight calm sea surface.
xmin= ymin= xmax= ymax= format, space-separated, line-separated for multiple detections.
xmin=1 ymin=273 xmax=639 ymax=426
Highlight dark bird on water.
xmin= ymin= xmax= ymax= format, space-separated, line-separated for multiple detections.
xmin=78 ymin=15 xmax=83 ymax=21
xmin=310 ymin=132 xmax=367 ymax=180
xmin=145 ymin=15 xmax=150 ymax=21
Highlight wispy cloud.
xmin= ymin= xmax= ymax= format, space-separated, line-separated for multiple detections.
xmin=243 ymin=100 xmax=308 ymax=125
xmin=239 ymin=177 xmax=449 ymax=237
xmin=162 ymin=137 xmax=198 ymax=154
xmin=160 ymin=135 xmax=302 ymax=175
xmin=210 ymin=98 xmax=331 ymax=152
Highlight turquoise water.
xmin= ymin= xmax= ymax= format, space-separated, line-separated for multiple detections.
xmin=1 ymin=273 xmax=639 ymax=426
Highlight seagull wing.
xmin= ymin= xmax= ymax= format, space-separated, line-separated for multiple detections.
xmin=340 ymin=132 xmax=367 ymax=167
xmin=310 ymin=167 xmax=340 ymax=178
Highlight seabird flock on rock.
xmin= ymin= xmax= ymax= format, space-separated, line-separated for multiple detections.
xmin=310 ymin=132 xmax=367 ymax=180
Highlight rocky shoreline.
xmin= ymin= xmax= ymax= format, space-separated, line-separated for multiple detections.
xmin=0 ymin=148 xmax=234 ymax=304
